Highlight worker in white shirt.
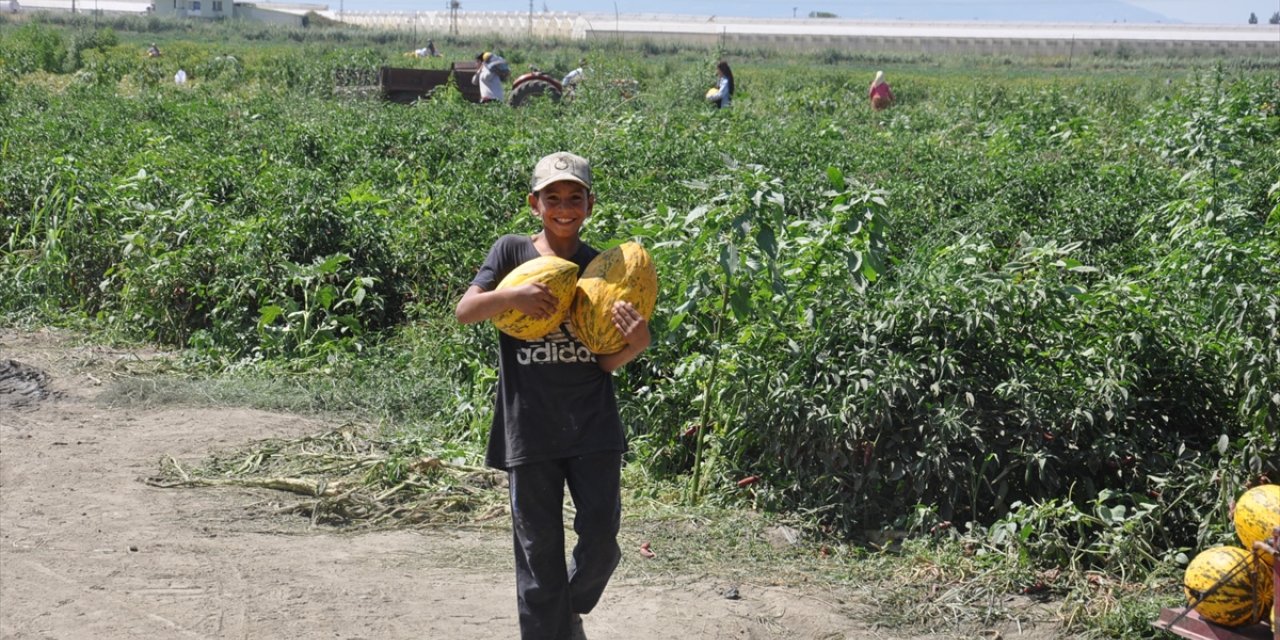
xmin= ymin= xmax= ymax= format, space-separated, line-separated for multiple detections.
xmin=472 ymin=51 xmax=506 ymax=103
xmin=562 ymin=59 xmax=586 ymax=90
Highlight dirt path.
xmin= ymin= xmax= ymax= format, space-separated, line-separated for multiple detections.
xmin=0 ymin=329 xmax=1054 ymax=640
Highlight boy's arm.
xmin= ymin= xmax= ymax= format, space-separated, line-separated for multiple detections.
xmin=596 ymin=301 xmax=651 ymax=373
xmin=455 ymin=283 xmax=558 ymax=325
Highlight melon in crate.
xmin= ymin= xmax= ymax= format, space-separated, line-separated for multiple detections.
xmin=1258 ymin=562 xmax=1275 ymax=628
xmin=1234 ymin=484 xmax=1280 ymax=565
xmin=492 ymin=256 xmax=579 ymax=341
xmin=570 ymin=242 xmax=657 ymax=355
xmin=1183 ymin=545 xmax=1270 ymax=627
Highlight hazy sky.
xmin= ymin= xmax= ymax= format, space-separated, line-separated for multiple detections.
xmin=1127 ymin=0 xmax=1279 ymax=23
xmin=340 ymin=0 xmax=1280 ymax=25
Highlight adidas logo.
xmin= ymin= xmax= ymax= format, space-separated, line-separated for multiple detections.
xmin=515 ymin=326 xmax=597 ymax=365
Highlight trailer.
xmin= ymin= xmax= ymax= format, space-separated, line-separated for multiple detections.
xmin=377 ymin=64 xmax=476 ymax=104
xmin=374 ymin=62 xmax=562 ymax=106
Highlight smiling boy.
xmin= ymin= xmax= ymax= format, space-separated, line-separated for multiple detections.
xmin=455 ymin=152 xmax=651 ymax=640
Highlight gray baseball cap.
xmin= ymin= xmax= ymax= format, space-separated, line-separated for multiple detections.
xmin=531 ymin=152 xmax=592 ymax=192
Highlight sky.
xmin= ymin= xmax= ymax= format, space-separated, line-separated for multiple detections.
xmin=332 ymin=0 xmax=1280 ymax=25
xmin=1127 ymin=0 xmax=1279 ymax=23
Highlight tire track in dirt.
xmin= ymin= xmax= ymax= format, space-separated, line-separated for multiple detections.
xmin=13 ymin=558 xmax=213 ymax=639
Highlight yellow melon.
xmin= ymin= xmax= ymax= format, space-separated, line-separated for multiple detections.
xmin=1255 ymin=558 xmax=1274 ymax=627
xmin=570 ymin=242 xmax=657 ymax=355
xmin=1183 ymin=546 xmax=1269 ymax=627
xmin=1235 ymin=484 xmax=1280 ymax=565
xmin=492 ymin=256 xmax=579 ymax=341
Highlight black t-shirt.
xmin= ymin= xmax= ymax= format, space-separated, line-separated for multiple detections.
xmin=470 ymin=234 xmax=626 ymax=470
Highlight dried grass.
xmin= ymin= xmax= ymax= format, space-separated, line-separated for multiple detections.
xmin=146 ymin=424 xmax=508 ymax=528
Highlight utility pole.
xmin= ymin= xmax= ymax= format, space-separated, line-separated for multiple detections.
xmin=529 ymin=0 xmax=533 ymax=38
xmin=449 ymin=0 xmax=459 ymax=35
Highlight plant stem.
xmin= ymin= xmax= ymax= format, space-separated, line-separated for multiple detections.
xmin=688 ymin=275 xmax=730 ymax=504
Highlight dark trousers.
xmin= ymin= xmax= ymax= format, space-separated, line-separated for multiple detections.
xmin=508 ymin=452 xmax=622 ymax=640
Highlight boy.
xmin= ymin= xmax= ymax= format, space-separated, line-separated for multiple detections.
xmin=455 ymin=152 xmax=651 ymax=640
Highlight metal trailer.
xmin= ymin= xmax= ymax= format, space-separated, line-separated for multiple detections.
xmin=1154 ymin=529 xmax=1279 ymax=640
xmin=377 ymin=65 xmax=475 ymax=104
xmin=375 ymin=62 xmax=562 ymax=106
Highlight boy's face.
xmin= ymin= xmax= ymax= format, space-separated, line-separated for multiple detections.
xmin=528 ymin=180 xmax=594 ymax=239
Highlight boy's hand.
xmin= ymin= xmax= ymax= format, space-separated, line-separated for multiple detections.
xmin=511 ymin=282 xmax=559 ymax=320
xmin=611 ymin=301 xmax=651 ymax=350
xmin=595 ymin=301 xmax=651 ymax=373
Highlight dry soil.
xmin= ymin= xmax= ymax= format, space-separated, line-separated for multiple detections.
xmin=1 ymin=328 xmax=1061 ymax=640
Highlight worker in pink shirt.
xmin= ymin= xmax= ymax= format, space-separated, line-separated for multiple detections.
xmin=869 ymin=70 xmax=894 ymax=111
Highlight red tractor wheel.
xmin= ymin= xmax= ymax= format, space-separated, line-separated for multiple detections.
xmin=509 ymin=73 xmax=563 ymax=107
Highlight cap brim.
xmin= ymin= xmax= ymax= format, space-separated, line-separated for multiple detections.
xmin=532 ymin=173 xmax=590 ymax=192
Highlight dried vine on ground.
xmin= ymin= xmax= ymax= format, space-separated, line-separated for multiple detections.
xmin=146 ymin=425 xmax=510 ymax=527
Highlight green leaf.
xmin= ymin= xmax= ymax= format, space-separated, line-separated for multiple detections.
xmin=859 ymin=252 xmax=881 ymax=283
xmin=684 ymin=206 xmax=709 ymax=227
xmin=318 ymin=253 xmax=350 ymax=275
xmin=825 ymin=166 xmax=845 ymax=189
xmin=315 ymin=285 xmax=337 ymax=310
xmin=258 ymin=304 xmax=284 ymax=326
xmin=334 ymin=315 xmax=361 ymax=334
xmin=755 ymin=224 xmax=777 ymax=259
xmin=1109 ymin=505 xmax=1126 ymax=522
xmin=666 ymin=311 xmax=687 ymax=332
xmin=719 ymin=243 xmax=738 ymax=277
xmin=728 ymin=287 xmax=751 ymax=319
xmin=847 ymin=251 xmax=864 ymax=278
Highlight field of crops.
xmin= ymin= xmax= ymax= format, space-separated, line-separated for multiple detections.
xmin=2 ymin=13 xmax=1278 ymax=616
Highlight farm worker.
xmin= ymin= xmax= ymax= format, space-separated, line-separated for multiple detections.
xmin=146 ymin=42 xmax=161 ymax=57
xmin=561 ymin=59 xmax=586 ymax=100
xmin=472 ymin=51 xmax=505 ymax=103
xmin=561 ymin=58 xmax=586 ymax=89
xmin=455 ymin=152 xmax=651 ymax=640
xmin=426 ymin=38 xmax=438 ymax=57
xmin=869 ymin=70 xmax=894 ymax=110
xmin=174 ymin=69 xmax=187 ymax=85
xmin=704 ymin=60 xmax=734 ymax=109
